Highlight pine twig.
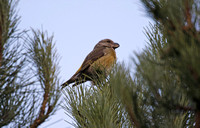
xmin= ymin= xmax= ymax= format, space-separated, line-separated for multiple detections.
xmin=195 ymin=110 xmax=200 ymax=128
xmin=0 ymin=12 xmax=3 ymax=67
xmin=30 ymin=86 xmax=51 ymax=128
xmin=183 ymin=0 xmax=192 ymax=31
xmin=126 ymin=105 xmax=141 ymax=128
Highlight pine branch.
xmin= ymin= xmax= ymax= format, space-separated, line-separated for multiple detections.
xmin=0 ymin=17 xmax=2 ymax=67
xmin=0 ymin=0 xmax=34 ymax=127
xmin=125 ymin=102 xmax=141 ymax=128
xmin=174 ymin=105 xmax=195 ymax=112
xmin=27 ymin=29 xmax=60 ymax=128
xmin=183 ymin=0 xmax=192 ymax=31
xmin=30 ymin=86 xmax=51 ymax=128
xmin=195 ymin=111 xmax=200 ymax=128
xmin=139 ymin=0 xmax=200 ymax=127
xmin=63 ymin=78 xmax=132 ymax=128
xmin=0 ymin=1 xmax=4 ymax=67
xmin=0 ymin=1 xmax=60 ymax=127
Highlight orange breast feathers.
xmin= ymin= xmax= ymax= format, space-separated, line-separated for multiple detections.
xmin=90 ymin=47 xmax=116 ymax=71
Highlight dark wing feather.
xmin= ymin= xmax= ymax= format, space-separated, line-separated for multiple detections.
xmin=62 ymin=47 xmax=105 ymax=87
xmin=79 ymin=47 xmax=105 ymax=73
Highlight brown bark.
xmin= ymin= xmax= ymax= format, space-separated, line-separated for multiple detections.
xmin=195 ymin=111 xmax=200 ymax=128
xmin=30 ymin=84 xmax=52 ymax=128
xmin=126 ymin=105 xmax=141 ymax=128
xmin=0 ymin=12 xmax=3 ymax=67
xmin=175 ymin=105 xmax=194 ymax=112
xmin=0 ymin=27 xmax=2 ymax=67
xmin=183 ymin=0 xmax=192 ymax=31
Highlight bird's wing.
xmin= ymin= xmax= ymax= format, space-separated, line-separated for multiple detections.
xmin=74 ymin=47 xmax=105 ymax=76
xmin=62 ymin=47 xmax=105 ymax=87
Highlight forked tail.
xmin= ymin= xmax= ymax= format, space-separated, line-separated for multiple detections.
xmin=61 ymin=79 xmax=74 ymax=89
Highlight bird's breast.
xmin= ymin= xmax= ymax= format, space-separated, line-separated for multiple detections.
xmin=91 ymin=48 xmax=116 ymax=71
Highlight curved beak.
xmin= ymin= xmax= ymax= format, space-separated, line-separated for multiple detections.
xmin=112 ymin=42 xmax=120 ymax=49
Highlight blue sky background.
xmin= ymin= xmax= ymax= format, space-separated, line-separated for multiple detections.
xmin=18 ymin=0 xmax=152 ymax=127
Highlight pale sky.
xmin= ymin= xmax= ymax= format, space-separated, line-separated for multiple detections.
xmin=18 ymin=0 xmax=151 ymax=127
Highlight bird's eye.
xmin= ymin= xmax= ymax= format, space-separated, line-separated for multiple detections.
xmin=107 ymin=40 xmax=111 ymax=43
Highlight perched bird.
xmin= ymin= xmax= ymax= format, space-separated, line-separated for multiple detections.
xmin=61 ymin=39 xmax=120 ymax=88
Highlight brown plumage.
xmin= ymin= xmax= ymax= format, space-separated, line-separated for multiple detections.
xmin=61 ymin=39 xmax=120 ymax=88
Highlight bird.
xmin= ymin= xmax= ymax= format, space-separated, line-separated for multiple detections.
xmin=61 ymin=39 xmax=120 ymax=88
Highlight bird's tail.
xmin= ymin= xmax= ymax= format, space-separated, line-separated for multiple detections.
xmin=61 ymin=79 xmax=74 ymax=89
xmin=61 ymin=73 xmax=89 ymax=88
xmin=61 ymin=78 xmax=88 ymax=89
xmin=61 ymin=82 xmax=68 ymax=89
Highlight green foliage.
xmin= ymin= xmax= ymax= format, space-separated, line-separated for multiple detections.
xmin=111 ymin=63 xmax=193 ymax=128
xmin=0 ymin=0 xmax=32 ymax=127
xmin=0 ymin=0 xmax=61 ymax=127
xmin=64 ymin=0 xmax=200 ymax=128
xmin=63 ymin=79 xmax=132 ymax=128
xmin=140 ymin=0 xmax=200 ymax=109
xmin=26 ymin=29 xmax=61 ymax=127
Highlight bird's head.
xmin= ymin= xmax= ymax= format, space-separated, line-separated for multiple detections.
xmin=94 ymin=39 xmax=120 ymax=50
